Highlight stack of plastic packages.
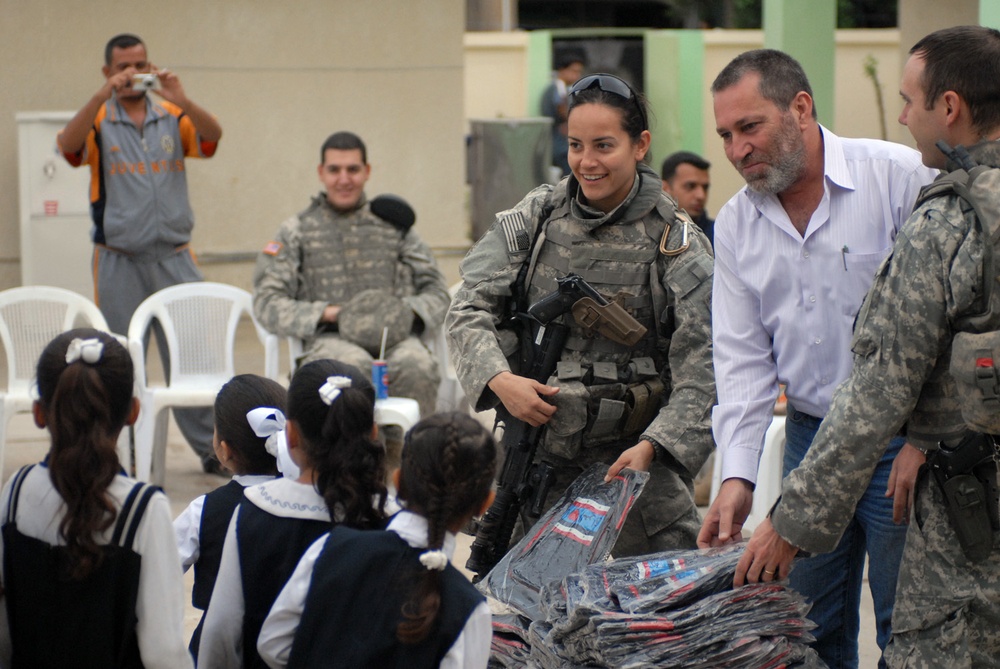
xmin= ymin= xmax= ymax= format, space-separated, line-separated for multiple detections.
xmin=482 ymin=465 xmax=825 ymax=668
xmin=480 ymin=464 xmax=650 ymax=620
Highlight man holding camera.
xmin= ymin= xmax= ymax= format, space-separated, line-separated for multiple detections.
xmin=58 ymin=33 xmax=223 ymax=472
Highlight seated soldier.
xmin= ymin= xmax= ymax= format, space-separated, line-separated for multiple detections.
xmin=252 ymin=131 xmax=449 ymax=419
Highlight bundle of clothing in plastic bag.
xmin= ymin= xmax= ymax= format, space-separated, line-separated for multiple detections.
xmin=482 ymin=465 xmax=824 ymax=668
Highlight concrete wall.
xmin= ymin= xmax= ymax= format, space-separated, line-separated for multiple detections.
xmin=464 ymin=31 xmax=532 ymax=123
xmin=3 ymin=0 xmax=467 ymax=290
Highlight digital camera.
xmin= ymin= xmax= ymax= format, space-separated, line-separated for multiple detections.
xmin=132 ymin=73 xmax=160 ymax=91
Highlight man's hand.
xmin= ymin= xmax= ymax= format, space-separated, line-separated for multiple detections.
xmin=488 ymin=371 xmax=558 ymax=427
xmin=152 ymin=65 xmax=223 ymax=143
xmin=733 ymin=517 xmax=798 ymax=586
xmin=605 ymin=440 xmax=655 ymax=482
xmin=886 ymin=441 xmax=925 ymax=524
xmin=697 ymin=477 xmax=753 ymax=548
xmin=321 ymin=305 xmax=341 ymax=324
xmin=153 ymin=66 xmax=186 ymax=106
xmin=103 ymin=67 xmax=137 ymax=100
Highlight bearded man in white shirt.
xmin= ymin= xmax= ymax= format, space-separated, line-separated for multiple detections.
xmin=697 ymin=49 xmax=937 ymax=669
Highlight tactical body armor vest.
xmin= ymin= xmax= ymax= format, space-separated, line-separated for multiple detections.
xmin=520 ymin=176 xmax=683 ymax=458
xmin=296 ymin=197 xmax=416 ymax=306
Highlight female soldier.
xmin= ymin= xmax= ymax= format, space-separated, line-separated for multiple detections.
xmin=446 ymin=73 xmax=716 ymax=556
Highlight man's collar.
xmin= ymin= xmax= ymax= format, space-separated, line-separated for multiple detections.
xmin=819 ymin=125 xmax=855 ymax=192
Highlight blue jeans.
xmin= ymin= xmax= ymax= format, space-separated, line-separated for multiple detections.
xmin=784 ymin=406 xmax=908 ymax=669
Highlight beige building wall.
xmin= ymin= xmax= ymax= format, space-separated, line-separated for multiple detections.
xmin=2 ymin=0 xmax=467 ymax=290
xmin=464 ymin=31 xmax=531 ymax=123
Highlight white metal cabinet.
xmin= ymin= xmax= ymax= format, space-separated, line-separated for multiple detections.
xmin=17 ymin=112 xmax=94 ymax=297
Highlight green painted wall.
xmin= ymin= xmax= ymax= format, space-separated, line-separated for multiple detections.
xmin=527 ymin=30 xmax=552 ymax=116
xmin=982 ymin=0 xmax=1000 ymax=28
xmin=645 ymin=30 xmax=705 ymax=166
xmin=763 ymin=0 xmax=836 ymax=127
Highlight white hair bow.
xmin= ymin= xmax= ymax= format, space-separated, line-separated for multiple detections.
xmin=418 ymin=549 xmax=449 ymax=571
xmin=318 ymin=375 xmax=352 ymax=406
xmin=246 ymin=407 xmax=286 ymax=458
xmin=65 ymin=338 xmax=104 ymax=365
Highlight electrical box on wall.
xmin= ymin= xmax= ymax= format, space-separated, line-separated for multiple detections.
xmin=16 ymin=112 xmax=95 ymax=298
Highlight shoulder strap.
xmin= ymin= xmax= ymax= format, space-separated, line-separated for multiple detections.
xmin=511 ymin=187 xmax=560 ymax=314
xmin=5 ymin=465 xmax=36 ymax=525
xmin=111 ymin=482 xmax=161 ymax=550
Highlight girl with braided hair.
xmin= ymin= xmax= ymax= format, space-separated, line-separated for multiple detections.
xmin=198 ymin=359 xmax=389 ymax=669
xmin=259 ymin=411 xmax=498 ymax=669
xmin=0 ymin=328 xmax=193 ymax=668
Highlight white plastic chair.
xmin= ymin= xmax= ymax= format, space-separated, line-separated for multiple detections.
xmin=0 ymin=286 xmax=132 ymax=470
xmin=286 ymin=337 xmax=421 ymax=435
xmin=128 ymin=282 xmax=280 ymax=484
xmin=710 ymin=414 xmax=787 ymax=536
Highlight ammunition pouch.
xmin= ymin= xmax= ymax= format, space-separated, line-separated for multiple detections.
xmin=951 ymin=331 xmax=1000 ymax=434
xmin=926 ymin=431 xmax=1000 ymax=562
xmin=541 ymin=358 xmax=664 ymax=459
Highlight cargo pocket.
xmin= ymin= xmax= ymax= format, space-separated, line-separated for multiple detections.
xmin=584 ymin=383 xmax=628 ymax=448
xmin=888 ymin=597 xmax=971 ymax=667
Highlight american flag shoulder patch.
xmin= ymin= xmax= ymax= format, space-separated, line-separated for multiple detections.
xmin=262 ymin=241 xmax=283 ymax=256
xmin=498 ymin=211 xmax=530 ymax=254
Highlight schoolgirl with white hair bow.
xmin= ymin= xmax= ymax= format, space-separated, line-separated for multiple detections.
xmin=0 ymin=329 xmax=194 ymax=669
xmin=198 ymin=359 xmax=388 ymax=669
xmin=172 ymin=373 xmax=289 ymax=661
xmin=260 ymin=412 xmax=499 ymax=669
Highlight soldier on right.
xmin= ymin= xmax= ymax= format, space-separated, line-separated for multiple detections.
xmin=734 ymin=25 xmax=1000 ymax=668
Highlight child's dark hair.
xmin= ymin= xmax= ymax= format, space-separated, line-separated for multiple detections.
xmin=214 ymin=374 xmax=287 ymax=476
xmin=286 ymin=359 xmax=386 ymax=529
xmin=35 ymin=328 xmax=134 ymax=580
xmin=395 ymin=412 xmax=498 ymax=644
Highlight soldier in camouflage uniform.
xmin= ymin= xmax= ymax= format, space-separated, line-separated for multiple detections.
xmin=447 ymin=74 xmax=715 ymax=555
xmin=737 ymin=26 xmax=1000 ymax=668
xmin=253 ymin=131 xmax=449 ymax=417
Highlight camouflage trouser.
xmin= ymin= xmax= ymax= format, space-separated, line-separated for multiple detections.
xmin=303 ymin=334 xmax=440 ymax=418
xmin=885 ymin=474 xmax=1000 ymax=669
xmin=514 ymin=440 xmax=701 ymax=557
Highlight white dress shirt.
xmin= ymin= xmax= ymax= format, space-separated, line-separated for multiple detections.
xmin=713 ymin=126 xmax=936 ymax=483
xmin=258 ymin=510 xmax=492 ymax=669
